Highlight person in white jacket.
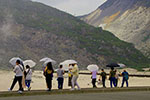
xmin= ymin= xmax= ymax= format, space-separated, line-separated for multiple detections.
xmin=25 ymin=65 xmax=32 ymax=91
xmin=9 ymin=60 xmax=24 ymax=93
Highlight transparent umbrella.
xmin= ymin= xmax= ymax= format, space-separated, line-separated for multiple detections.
xmin=9 ymin=57 xmax=23 ymax=66
xmin=23 ymin=60 xmax=36 ymax=68
xmin=44 ymin=59 xmax=57 ymax=66
xmin=40 ymin=57 xmax=53 ymax=62
xmin=62 ymin=60 xmax=77 ymax=65
xmin=87 ymin=64 xmax=99 ymax=72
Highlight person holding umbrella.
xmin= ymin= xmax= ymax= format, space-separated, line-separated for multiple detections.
xmin=109 ymin=67 xmax=116 ymax=88
xmin=69 ymin=64 xmax=80 ymax=90
xmin=43 ymin=62 xmax=54 ymax=91
xmin=87 ymin=64 xmax=99 ymax=88
xmin=91 ymin=70 xmax=98 ymax=88
xmin=23 ymin=60 xmax=36 ymax=91
xmin=24 ymin=65 xmax=32 ymax=91
xmin=9 ymin=60 xmax=24 ymax=93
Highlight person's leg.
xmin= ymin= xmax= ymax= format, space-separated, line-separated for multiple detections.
xmin=10 ymin=76 xmax=17 ymax=90
xmin=46 ymin=77 xmax=50 ymax=90
xmin=18 ymin=76 xmax=23 ymax=91
xmin=115 ymin=79 xmax=118 ymax=87
xmin=60 ymin=78 xmax=64 ymax=89
xmin=25 ymin=80 xmax=28 ymax=88
xmin=102 ymin=79 xmax=106 ymax=87
xmin=49 ymin=79 xmax=52 ymax=90
xmin=92 ymin=79 xmax=94 ymax=88
xmin=126 ymin=80 xmax=128 ymax=87
xmin=121 ymin=78 xmax=125 ymax=87
xmin=94 ymin=79 xmax=96 ymax=87
xmin=57 ymin=78 xmax=60 ymax=89
xmin=71 ymin=76 xmax=75 ymax=89
xmin=74 ymin=76 xmax=80 ymax=89
xmin=27 ymin=80 xmax=31 ymax=88
xmin=112 ymin=77 xmax=116 ymax=87
xmin=110 ymin=78 xmax=113 ymax=88
xmin=28 ymin=80 xmax=31 ymax=88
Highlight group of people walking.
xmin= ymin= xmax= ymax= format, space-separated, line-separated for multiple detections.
xmin=91 ymin=67 xmax=129 ymax=88
xmin=8 ymin=60 xmax=129 ymax=93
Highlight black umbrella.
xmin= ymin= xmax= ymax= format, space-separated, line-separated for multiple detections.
xmin=106 ymin=63 xmax=120 ymax=68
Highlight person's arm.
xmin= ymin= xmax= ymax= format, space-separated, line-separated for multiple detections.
xmin=13 ymin=66 xmax=17 ymax=73
xmin=109 ymin=71 xmax=111 ymax=77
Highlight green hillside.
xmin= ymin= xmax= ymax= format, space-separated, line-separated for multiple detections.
xmin=0 ymin=0 xmax=149 ymax=69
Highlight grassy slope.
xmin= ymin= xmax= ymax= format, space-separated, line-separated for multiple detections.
xmin=0 ymin=0 xmax=150 ymax=69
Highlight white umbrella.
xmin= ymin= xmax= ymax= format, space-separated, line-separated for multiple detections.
xmin=9 ymin=57 xmax=23 ymax=66
xmin=44 ymin=59 xmax=57 ymax=66
xmin=59 ymin=62 xmax=70 ymax=71
xmin=40 ymin=57 xmax=52 ymax=62
xmin=59 ymin=60 xmax=77 ymax=71
xmin=87 ymin=64 xmax=99 ymax=72
xmin=118 ymin=63 xmax=126 ymax=68
xmin=62 ymin=60 xmax=77 ymax=65
xmin=23 ymin=60 xmax=36 ymax=68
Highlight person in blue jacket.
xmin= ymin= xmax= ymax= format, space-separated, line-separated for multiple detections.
xmin=121 ymin=70 xmax=129 ymax=87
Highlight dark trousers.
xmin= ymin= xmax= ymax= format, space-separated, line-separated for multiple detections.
xmin=102 ymin=79 xmax=106 ymax=87
xmin=115 ymin=79 xmax=118 ymax=87
xmin=46 ymin=77 xmax=52 ymax=91
xmin=10 ymin=76 xmax=23 ymax=91
xmin=57 ymin=77 xmax=64 ymax=89
xmin=121 ymin=78 xmax=128 ymax=87
xmin=92 ymin=78 xmax=96 ymax=88
xmin=110 ymin=77 xmax=116 ymax=88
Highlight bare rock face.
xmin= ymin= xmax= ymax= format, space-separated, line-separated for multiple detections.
xmin=81 ymin=0 xmax=150 ymax=57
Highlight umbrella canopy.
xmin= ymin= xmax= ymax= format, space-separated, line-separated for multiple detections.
xmin=23 ymin=60 xmax=36 ymax=68
xmin=106 ymin=63 xmax=120 ymax=68
xmin=9 ymin=57 xmax=23 ymax=66
xmin=44 ymin=59 xmax=57 ymax=66
xmin=62 ymin=60 xmax=77 ymax=65
xmin=40 ymin=57 xmax=53 ymax=62
xmin=118 ymin=63 xmax=126 ymax=68
xmin=59 ymin=60 xmax=77 ymax=71
xmin=87 ymin=64 xmax=99 ymax=72
xmin=59 ymin=62 xmax=70 ymax=71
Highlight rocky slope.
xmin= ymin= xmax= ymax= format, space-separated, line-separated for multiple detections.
xmin=0 ymin=0 xmax=149 ymax=69
xmin=81 ymin=0 xmax=150 ymax=57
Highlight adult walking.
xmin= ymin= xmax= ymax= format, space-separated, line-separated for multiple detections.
xmin=44 ymin=62 xmax=54 ymax=91
xmin=121 ymin=70 xmax=129 ymax=87
xmin=70 ymin=64 xmax=80 ymax=90
xmin=91 ymin=70 xmax=97 ymax=88
xmin=57 ymin=65 xmax=64 ymax=89
xmin=100 ymin=69 xmax=107 ymax=88
xmin=109 ymin=67 xmax=116 ymax=88
xmin=9 ymin=60 xmax=24 ymax=93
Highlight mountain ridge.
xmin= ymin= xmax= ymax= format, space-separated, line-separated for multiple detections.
xmin=0 ymin=0 xmax=149 ymax=70
xmin=81 ymin=0 xmax=150 ymax=57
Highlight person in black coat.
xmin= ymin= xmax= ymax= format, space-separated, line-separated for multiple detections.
xmin=43 ymin=62 xmax=54 ymax=91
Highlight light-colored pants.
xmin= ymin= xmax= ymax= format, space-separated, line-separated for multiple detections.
xmin=71 ymin=76 xmax=80 ymax=89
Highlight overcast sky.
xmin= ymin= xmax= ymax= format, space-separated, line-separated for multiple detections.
xmin=32 ymin=0 xmax=107 ymax=16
